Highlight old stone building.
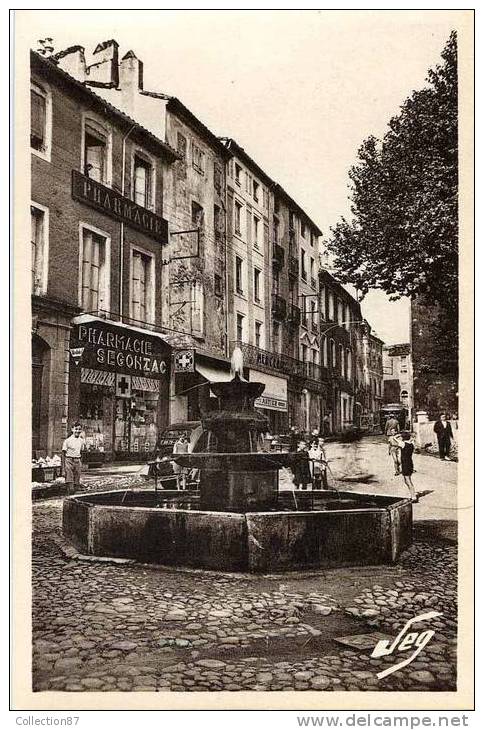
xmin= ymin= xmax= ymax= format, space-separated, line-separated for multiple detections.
xmin=367 ymin=332 xmax=384 ymax=427
xmin=31 ymin=49 xmax=179 ymax=459
xmin=318 ymin=271 xmax=362 ymax=433
xmin=32 ymin=38 xmax=387 ymax=458
xmin=383 ymin=343 xmax=412 ymax=409
xmin=54 ymin=41 xmax=234 ymax=425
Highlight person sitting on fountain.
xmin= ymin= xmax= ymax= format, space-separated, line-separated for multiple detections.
xmin=292 ymin=440 xmax=312 ymax=490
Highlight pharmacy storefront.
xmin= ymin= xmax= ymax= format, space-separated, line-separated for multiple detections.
xmin=68 ymin=316 xmax=171 ymax=461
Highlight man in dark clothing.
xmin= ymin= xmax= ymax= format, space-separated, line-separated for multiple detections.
xmin=289 ymin=426 xmax=300 ymax=452
xmin=434 ymin=413 xmax=454 ymax=460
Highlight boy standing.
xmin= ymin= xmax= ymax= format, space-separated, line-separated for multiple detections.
xmin=388 ymin=428 xmax=402 ymax=476
xmin=61 ymin=423 xmax=85 ymax=495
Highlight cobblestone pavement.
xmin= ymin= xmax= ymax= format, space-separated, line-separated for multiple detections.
xmin=33 ymin=500 xmax=457 ymax=693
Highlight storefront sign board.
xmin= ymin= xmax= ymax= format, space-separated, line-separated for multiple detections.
xmin=72 ymin=170 xmax=168 ymax=244
xmin=74 ymin=321 xmax=171 ymax=379
xmin=249 ymin=369 xmax=288 ymax=412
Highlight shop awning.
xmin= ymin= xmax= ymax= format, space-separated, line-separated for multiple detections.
xmin=249 ymin=369 xmax=288 ymax=412
xmin=195 ymin=363 xmax=233 ymax=383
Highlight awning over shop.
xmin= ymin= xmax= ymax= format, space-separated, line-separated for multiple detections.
xmin=196 ymin=363 xmax=232 ymax=383
xmin=249 ymin=369 xmax=288 ymax=412
xmin=195 ymin=362 xmax=233 ymax=398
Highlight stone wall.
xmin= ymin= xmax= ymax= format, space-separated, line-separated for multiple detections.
xmin=414 ymin=419 xmax=459 ymax=452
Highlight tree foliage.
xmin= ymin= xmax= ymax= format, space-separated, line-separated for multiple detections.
xmin=326 ymin=32 xmax=458 ymax=319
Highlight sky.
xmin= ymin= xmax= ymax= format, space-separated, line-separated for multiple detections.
xmin=19 ymin=9 xmax=460 ymax=345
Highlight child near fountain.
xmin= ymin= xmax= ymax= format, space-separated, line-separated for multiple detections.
xmin=292 ymin=440 xmax=312 ymax=490
xmin=395 ymin=431 xmax=417 ymax=502
xmin=388 ymin=428 xmax=402 ymax=476
xmin=309 ymin=439 xmax=329 ymax=489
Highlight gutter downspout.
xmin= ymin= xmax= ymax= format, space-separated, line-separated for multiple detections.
xmin=119 ymin=124 xmax=136 ymax=321
xmin=408 ymin=297 xmax=415 ymax=424
xmin=223 ymin=157 xmax=230 ymax=358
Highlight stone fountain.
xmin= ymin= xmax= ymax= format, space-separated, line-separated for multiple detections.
xmin=63 ymin=348 xmax=412 ymax=572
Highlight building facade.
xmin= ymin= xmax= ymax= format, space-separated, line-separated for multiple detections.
xmin=367 ymin=333 xmax=384 ymax=426
xmin=32 ymin=39 xmax=387 ymax=459
xmin=383 ymin=343 xmax=412 ymax=409
xmin=31 ymin=50 xmax=180 ymax=459
xmin=55 ymin=41 xmax=235 ymax=427
xmin=318 ymin=271 xmax=362 ymax=433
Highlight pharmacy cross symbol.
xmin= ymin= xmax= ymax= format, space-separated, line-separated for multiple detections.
xmin=174 ymin=350 xmax=194 ymax=372
xmin=118 ymin=376 xmax=130 ymax=394
xmin=116 ymin=374 xmax=132 ymax=397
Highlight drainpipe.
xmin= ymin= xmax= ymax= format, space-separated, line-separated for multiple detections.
xmin=119 ymin=124 xmax=136 ymax=321
xmin=408 ymin=298 xmax=415 ymax=425
xmin=223 ymin=157 xmax=230 ymax=358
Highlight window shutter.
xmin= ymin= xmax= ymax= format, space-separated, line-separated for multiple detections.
xmin=31 ymin=90 xmax=46 ymax=147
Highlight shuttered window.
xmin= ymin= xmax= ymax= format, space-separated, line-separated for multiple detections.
xmin=133 ymin=156 xmax=152 ymax=208
xmin=31 ymin=206 xmax=45 ymax=293
xmin=84 ymin=124 xmax=107 ymax=182
xmin=191 ymin=281 xmax=204 ymax=334
xmin=347 ymin=349 xmax=352 ymax=380
xmin=131 ymin=250 xmax=153 ymax=323
xmin=81 ymin=230 xmax=107 ymax=313
xmin=31 ymin=88 xmax=46 ymax=151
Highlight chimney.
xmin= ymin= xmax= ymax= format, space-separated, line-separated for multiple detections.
xmin=55 ymin=45 xmax=87 ymax=82
xmin=85 ymin=39 xmax=119 ymax=87
xmin=118 ymin=50 xmax=144 ymax=116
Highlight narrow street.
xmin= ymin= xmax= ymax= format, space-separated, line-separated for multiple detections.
xmin=280 ymin=436 xmax=458 ymax=523
xmin=32 ymin=436 xmax=457 ymax=694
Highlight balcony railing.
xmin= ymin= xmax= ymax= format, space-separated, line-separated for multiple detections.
xmin=272 ymin=243 xmax=285 ymax=270
xmin=272 ymin=294 xmax=287 ymax=321
xmin=289 ymin=257 xmax=299 ymax=279
xmin=231 ymin=340 xmax=325 ymax=384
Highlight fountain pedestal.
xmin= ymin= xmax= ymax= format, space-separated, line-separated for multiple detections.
xmin=193 ymin=374 xmax=280 ymax=512
xmin=199 ymin=466 xmax=278 ymax=512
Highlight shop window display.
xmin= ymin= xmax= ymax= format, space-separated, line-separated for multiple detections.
xmin=114 ymin=388 xmax=159 ymax=457
xmin=79 ymin=384 xmax=108 ymax=455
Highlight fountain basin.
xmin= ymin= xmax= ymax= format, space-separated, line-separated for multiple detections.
xmin=62 ymin=489 xmax=412 ymax=573
xmin=173 ymin=451 xmax=296 ymax=471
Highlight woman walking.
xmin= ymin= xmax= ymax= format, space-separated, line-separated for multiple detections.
xmin=396 ymin=431 xmax=417 ymax=502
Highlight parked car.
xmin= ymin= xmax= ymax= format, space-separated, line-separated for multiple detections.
xmin=148 ymin=421 xmax=203 ymax=486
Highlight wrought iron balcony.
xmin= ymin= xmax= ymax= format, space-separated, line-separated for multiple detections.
xmin=231 ymin=340 xmax=325 ymax=384
xmin=272 ymin=294 xmax=287 ymax=321
xmin=272 ymin=243 xmax=285 ymax=270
